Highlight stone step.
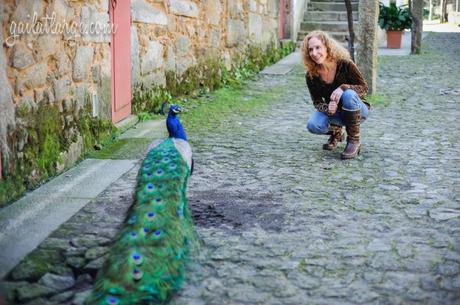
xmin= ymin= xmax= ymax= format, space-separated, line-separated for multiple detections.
xmin=297 ymin=30 xmax=350 ymax=43
xmin=301 ymin=21 xmax=359 ymax=32
xmin=304 ymin=11 xmax=358 ymax=22
xmin=308 ymin=2 xmax=358 ymax=11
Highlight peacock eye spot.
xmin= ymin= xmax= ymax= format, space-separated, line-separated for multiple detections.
xmin=155 ymin=230 xmax=161 ymax=236
xmin=143 ymin=228 xmax=149 ymax=233
xmin=156 ymin=198 xmax=162 ymax=203
xmin=147 ymin=212 xmax=155 ymax=217
xmin=107 ymin=297 xmax=119 ymax=305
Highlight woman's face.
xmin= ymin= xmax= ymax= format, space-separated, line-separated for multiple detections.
xmin=307 ymin=36 xmax=328 ymax=65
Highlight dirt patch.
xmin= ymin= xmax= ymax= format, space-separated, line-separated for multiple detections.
xmin=189 ymin=189 xmax=285 ymax=232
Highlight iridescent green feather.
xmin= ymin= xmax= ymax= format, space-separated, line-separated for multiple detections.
xmin=87 ymin=139 xmax=196 ymax=305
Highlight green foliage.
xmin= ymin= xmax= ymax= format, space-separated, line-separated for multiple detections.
xmin=132 ymin=85 xmax=173 ymax=114
xmin=365 ymin=93 xmax=390 ymax=107
xmin=132 ymin=42 xmax=296 ymax=116
xmin=0 ymin=97 xmax=114 ymax=207
xmin=379 ymin=2 xmax=413 ymax=31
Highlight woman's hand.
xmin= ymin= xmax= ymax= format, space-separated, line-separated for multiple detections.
xmin=328 ymin=100 xmax=338 ymax=115
xmin=330 ymin=87 xmax=344 ymax=103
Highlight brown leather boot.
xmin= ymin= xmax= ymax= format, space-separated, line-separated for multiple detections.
xmin=323 ymin=124 xmax=344 ymax=150
xmin=341 ymin=109 xmax=361 ymax=159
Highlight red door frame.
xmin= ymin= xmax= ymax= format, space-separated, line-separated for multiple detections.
xmin=109 ymin=0 xmax=132 ymax=123
xmin=279 ymin=0 xmax=285 ymax=39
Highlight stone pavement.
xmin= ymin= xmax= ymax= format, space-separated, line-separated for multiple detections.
xmin=1 ymin=32 xmax=459 ymax=305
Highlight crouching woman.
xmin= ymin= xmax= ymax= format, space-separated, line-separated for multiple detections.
xmin=302 ymin=31 xmax=370 ymax=159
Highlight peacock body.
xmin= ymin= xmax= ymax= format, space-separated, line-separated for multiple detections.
xmin=87 ymin=106 xmax=195 ymax=305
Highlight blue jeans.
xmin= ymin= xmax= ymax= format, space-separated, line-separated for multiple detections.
xmin=306 ymin=89 xmax=369 ymax=134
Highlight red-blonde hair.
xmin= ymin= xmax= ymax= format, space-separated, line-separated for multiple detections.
xmin=301 ymin=31 xmax=351 ymax=78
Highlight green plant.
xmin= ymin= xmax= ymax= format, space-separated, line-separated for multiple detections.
xmin=378 ymin=2 xmax=412 ymax=31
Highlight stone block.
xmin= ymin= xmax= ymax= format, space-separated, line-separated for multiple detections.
xmin=131 ymin=27 xmax=140 ymax=86
xmin=12 ymin=0 xmax=44 ymax=24
xmin=16 ymin=63 xmax=48 ymax=93
xmin=11 ymin=43 xmax=35 ymax=69
xmin=165 ymin=45 xmax=176 ymax=72
xmin=261 ymin=18 xmax=277 ymax=46
xmin=132 ymin=0 xmax=168 ymax=25
xmin=53 ymin=77 xmax=71 ymax=102
xmin=38 ymin=273 xmax=76 ymax=292
xmin=226 ymin=19 xmax=246 ymax=47
xmin=248 ymin=13 xmax=262 ymax=43
xmin=142 ymin=70 xmax=166 ymax=87
xmin=227 ymin=0 xmax=244 ymax=19
xmin=74 ymin=84 xmax=88 ymax=110
xmin=80 ymin=5 xmax=111 ymax=43
xmin=35 ymin=34 xmax=60 ymax=61
xmin=267 ymin=0 xmax=278 ymax=17
xmin=46 ymin=0 xmax=74 ymax=23
xmin=204 ymin=0 xmax=222 ymax=25
xmin=175 ymin=36 xmax=191 ymax=57
xmin=73 ymin=46 xmax=94 ymax=81
xmin=176 ymin=55 xmax=196 ymax=76
xmin=141 ymin=40 xmax=163 ymax=75
xmin=249 ymin=0 xmax=258 ymax=12
xmin=62 ymin=135 xmax=84 ymax=169
xmin=168 ymin=0 xmax=199 ymax=18
xmin=100 ymin=46 xmax=111 ymax=78
xmin=16 ymin=283 xmax=54 ymax=302
xmin=208 ymin=29 xmax=221 ymax=48
xmin=57 ymin=52 xmax=71 ymax=77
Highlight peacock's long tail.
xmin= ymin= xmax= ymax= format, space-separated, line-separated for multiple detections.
xmin=87 ymin=138 xmax=196 ymax=305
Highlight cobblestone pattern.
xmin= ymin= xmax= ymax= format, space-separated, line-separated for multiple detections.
xmin=173 ymin=32 xmax=460 ymax=305
xmin=1 ymin=33 xmax=459 ymax=305
xmin=0 ymin=167 xmax=140 ymax=305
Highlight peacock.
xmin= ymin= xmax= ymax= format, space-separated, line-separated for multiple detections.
xmin=87 ymin=105 xmax=196 ymax=305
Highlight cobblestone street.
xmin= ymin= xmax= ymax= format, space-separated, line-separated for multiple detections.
xmin=1 ymin=32 xmax=459 ymax=305
xmin=172 ymin=32 xmax=460 ymax=305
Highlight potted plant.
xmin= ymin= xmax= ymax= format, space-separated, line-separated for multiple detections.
xmin=378 ymin=2 xmax=413 ymax=49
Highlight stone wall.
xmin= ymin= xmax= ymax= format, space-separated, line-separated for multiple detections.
xmin=130 ymin=0 xmax=280 ymax=90
xmin=0 ymin=0 xmax=281 ymax=206
xmin=0 ymin=0 xmax=114 ymax=205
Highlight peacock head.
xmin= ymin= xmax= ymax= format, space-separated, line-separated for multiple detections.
xmin=168 ymin=105 xmax=184 ymax=117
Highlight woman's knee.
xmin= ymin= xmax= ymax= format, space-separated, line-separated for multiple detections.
xmin=340 ymin=89 xmax=360 ymax=110
xmin=307 ymin=120 xmax=328 ymax=134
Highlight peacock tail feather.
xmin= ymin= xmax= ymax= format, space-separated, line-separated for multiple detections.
xmin=87 ymin=138 xmax=196 ymax=305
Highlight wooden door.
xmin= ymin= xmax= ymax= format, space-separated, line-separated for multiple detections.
xmin=110 ymin=0 xmax=132 ymax=123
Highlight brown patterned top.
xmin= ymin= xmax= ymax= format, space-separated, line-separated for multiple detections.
xmin=306 ymin=59 xmax=370 ymax=113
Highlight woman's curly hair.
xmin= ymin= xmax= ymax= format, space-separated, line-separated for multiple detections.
xmin=301 ymin=31 xmax=351 ymax=79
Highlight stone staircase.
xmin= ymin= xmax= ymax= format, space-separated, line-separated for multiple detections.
xmin=297 ymin=0 xmax=359 ymax=46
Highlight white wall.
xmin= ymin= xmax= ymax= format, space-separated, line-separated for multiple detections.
xmin=381 ymin=0 xmax=405 ymax=6
xmin=292 ymin=0 xmax=308 ymax=42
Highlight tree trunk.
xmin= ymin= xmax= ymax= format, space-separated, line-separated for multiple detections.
xmin=441 ymin=0 xmax=448 ymax=22
xmin=411 ymin=0 xmax=424 ymax=54
xmin=344 ymin=0 xmax=355 ymax=61
xmin=356 ymin=0 xmax=379 ymax=94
